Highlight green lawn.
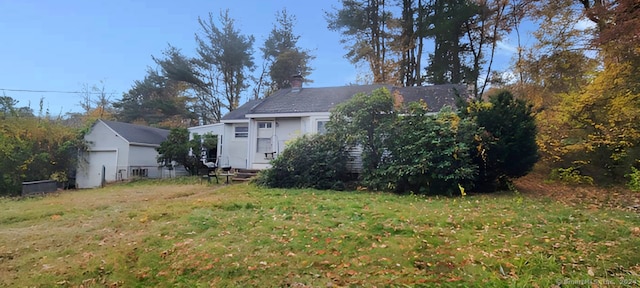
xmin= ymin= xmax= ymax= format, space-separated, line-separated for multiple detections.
xmin=1 ymin=178 xmax=639 ymax=287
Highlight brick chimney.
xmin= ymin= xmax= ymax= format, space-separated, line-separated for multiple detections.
xmin=291 ymin=74 xmax=303 ymax=92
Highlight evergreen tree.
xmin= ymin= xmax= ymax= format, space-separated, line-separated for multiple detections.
xmin=424 ymin=0 xmax=478 ymax=85
xmin=261 ymin=9 xmax=314 ymax=92
xmin=113 ymin=69 xmax=195 ymax=128
xmin=469 ymin=90 xmax=539 ymax=191
xmin=195 ymin=10 xmax=255 ymax=114
xmin=155 ymin=11 xmax=255 ymax=123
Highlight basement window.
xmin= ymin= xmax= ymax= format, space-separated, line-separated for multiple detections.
xmin=131 ymin=168 xmax=148 ymax=177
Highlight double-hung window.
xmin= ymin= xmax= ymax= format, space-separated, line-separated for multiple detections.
xmin=317 ymin=120 xmax=329 ymax=135
xmin=234 ymin=126 xmax=248 ymax=138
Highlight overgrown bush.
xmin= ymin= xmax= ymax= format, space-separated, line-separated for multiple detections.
xmin=549 ymin=167 xmax=595 ymax=185
xmin=328 ymin=87 xmax=396 ymax=182
xmin=465 ymin=90 xmax=539 ymax=191
xmin=157 ymin=129 xmax=217 ymax=175
xmin=0 ymin=110 xmax=80 ymax=196
xmin=379 ymin=106 xmax=479 ymax=195
xmin=253 ymin=134 xmax=351 ymax=190
xmin=626 ymin=166 xmax=640 ymax=191
xmin=328 ymin=88 xmax=478 ymax=195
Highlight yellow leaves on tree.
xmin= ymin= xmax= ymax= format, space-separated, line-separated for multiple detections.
xmin=567 ymin=60 xmax=640 ymax=159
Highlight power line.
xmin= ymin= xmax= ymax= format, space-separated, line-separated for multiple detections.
xmin=0 ymin=88 xmax=117 ymax=94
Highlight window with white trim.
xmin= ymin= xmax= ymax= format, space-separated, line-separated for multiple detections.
xmin=258 ymin=122 xmax=272 ymax=129
xmin=257 ymin=138 xmax=272 ymax=153
xmin=234 ymin=126 xmax=248 ymax=138
xmin=317 ymin=120 xmax=329 ymax=135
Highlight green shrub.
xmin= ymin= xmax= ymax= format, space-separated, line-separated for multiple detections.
xmin=466 ymin=90 xmax=539 ymax=191
xmin=253 ymin=134 xmax=351 ymax=190
xmin=549 ymin=167 xmax=594 ymax=185
xmin=626 ymin=166 xmax=640 ymax=191
xmin=328 ymin=88 xmax=478 ymax=195
xmin=328 ymin=88 xmax=396 ymax=181
xmin=377 ymin=106 xmax=479 ymax=195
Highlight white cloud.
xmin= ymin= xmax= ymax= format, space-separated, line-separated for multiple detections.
xmin=497 ymin=40 xmax=519 ymax=54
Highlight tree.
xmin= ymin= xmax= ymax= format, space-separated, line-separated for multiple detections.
xmin=113 ymin=68 xmax=195 ymax=128
xmin=593 ymin=0 xmax=639 ymax=57
xmin=327 ymin=0 xmax=394 ymax=83
xmin=156 ymin=11 xmax=255 ymax=123
xmin=157 ymin=128 xmax=192 ymax=175
xmin=462 ymin=0 xmax=514 ymax=99
xmin=560 ymin=56 xmax=640 ymax=182
xmin=261 ymin=9 xmax=314 ymax=92
xmin=467 ymin=90 xmax=539 ymax=190
xmin=0 ymin=95 xmax=18 ymax=117
xmin=157 ymin=129 xmax=218 ymax=176
xmin=195 ymin=10 xmax=255 ymax=114
xmin=328 ymin=88 xmax=478 ymax=194
xmin=78 ymin=81 xmax=116 ymax=121
xmin=424 ymin=0 xmax=478 ymax=85
xmin=510 ymin=0 xmax=640 ymax=185
xmin=394 ymin=0 xmax=420 ymax=86
xmin=153 ymin=46 xmax=218 ymax=124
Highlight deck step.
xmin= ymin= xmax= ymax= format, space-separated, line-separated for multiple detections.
xmin=232 ymin=168 xmax=260 ymax=182
xmin=235 ymin=172 xmax=256 ymax=178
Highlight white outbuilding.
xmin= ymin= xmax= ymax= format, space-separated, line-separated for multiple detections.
xmin=76 ymin=119 xmax=169 ymax=188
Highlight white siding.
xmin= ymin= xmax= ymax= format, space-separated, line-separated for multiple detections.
xmin=128 ymin=145 xmax=162 ymax=178
xmin=76 ymin=121 xmax=129 ymax=188
xmin=248 ymin=115 xmax=337 ymax=170
xmin=188 ymin=123 xmax=224 ymax=138
xmin=77 ymin=150 xmax=117 ymax=188
xmin=76 ymin=121 xmax=167 ymax=188
xmin=222 ymin=123 xmax=249 ymax=169
xmin=188 ymin=123 xmax=225 ymax=166
xmin=187 ymin=122 xmax=248 ymax=169
xmin=274 ymin=118 xmax=303 ymax=154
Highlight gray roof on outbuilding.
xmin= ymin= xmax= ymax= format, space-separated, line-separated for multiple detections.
xmin=100 ymin=120 xmax=169 ymax=145
xmin=224 ymin=84 xmax=466 ymax=119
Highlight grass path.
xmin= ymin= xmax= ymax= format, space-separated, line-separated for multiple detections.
xmin=1 ymin=178 xmax=639 ymax=287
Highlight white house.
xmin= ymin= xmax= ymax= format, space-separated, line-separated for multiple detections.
xmin=189 ymin=77 xmax=464 ymax=171
xmin=76 ymin=119 xmax=170 ymax=188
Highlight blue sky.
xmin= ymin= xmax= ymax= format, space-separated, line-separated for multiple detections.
xmin=0 ymin=0 xmax=517 ymax=115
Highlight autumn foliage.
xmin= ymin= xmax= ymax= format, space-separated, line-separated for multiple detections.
xmin=0 ymin=110 xmax=81 ymax=196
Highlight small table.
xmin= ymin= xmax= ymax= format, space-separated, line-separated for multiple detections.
xmin=219 ymin=173 xmax=234 ymax=184
xmin=200 ymin=168 xmax=218 ymax=184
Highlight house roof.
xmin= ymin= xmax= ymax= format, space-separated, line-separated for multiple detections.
xmin=393 ymin=84 xmax=465 ymax=111
xmin=222 ymin=98 xmax=265 ymax=121
xmin=249 ymin=84 xmax=392 ymax=114
xmin=100 ymin=120 xmax=169 ymax=145
xmin=225 ymin=84 xmax=466 ymax=119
